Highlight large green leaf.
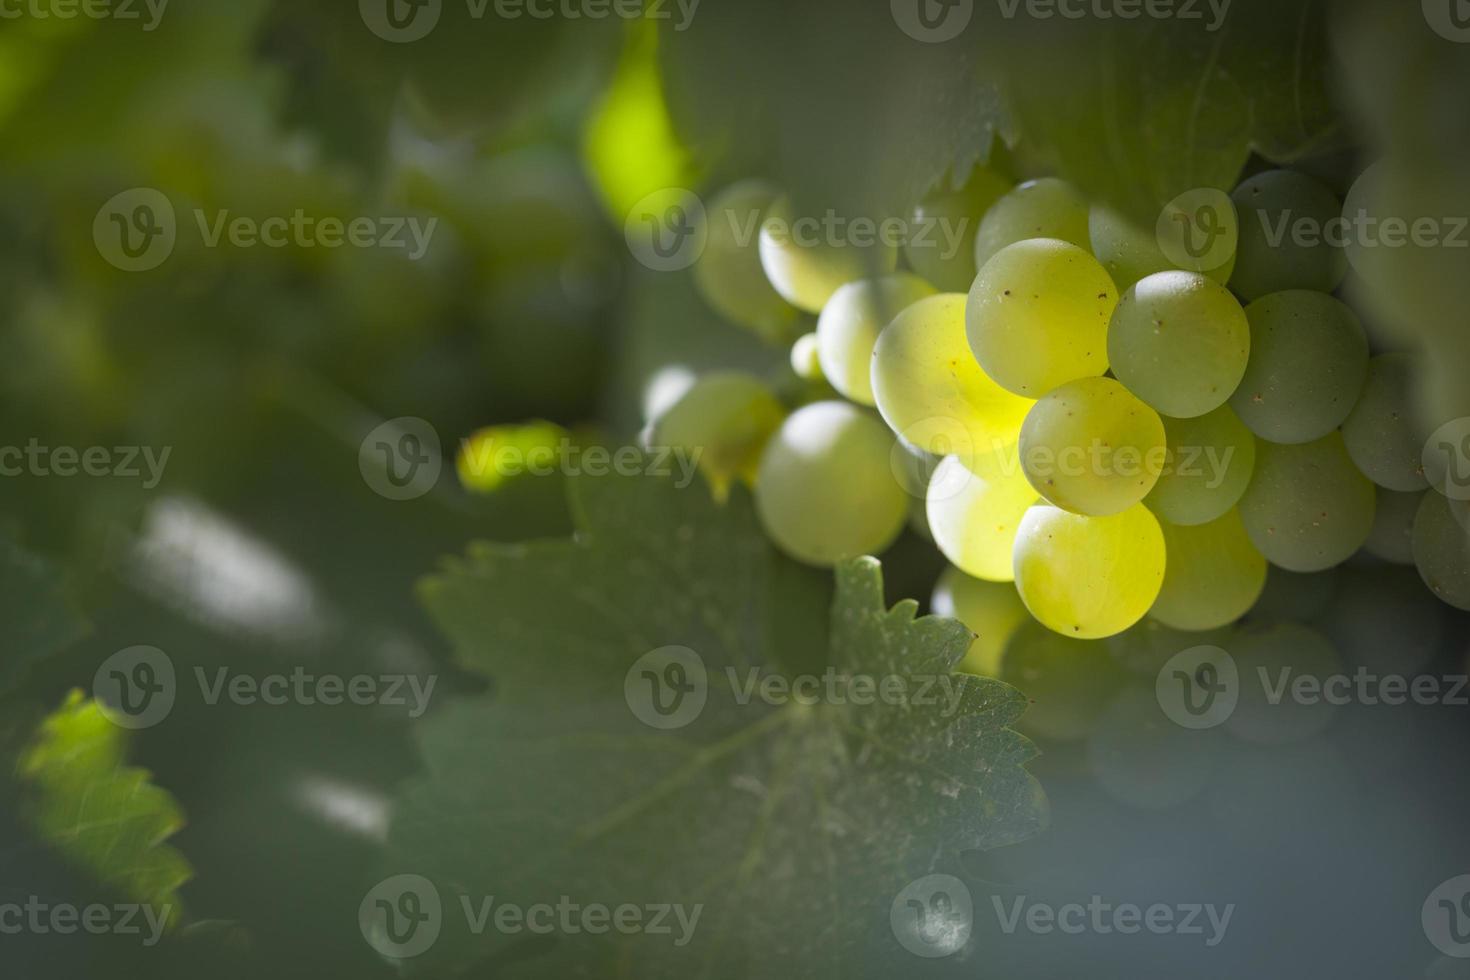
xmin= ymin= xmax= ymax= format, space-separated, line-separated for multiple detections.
xmin=384 ymin=469 xmax=1046 ymax=977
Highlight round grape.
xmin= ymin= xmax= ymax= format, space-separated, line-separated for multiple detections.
xmin=789 ymin=332 xmax=823 ymax=381
xmin=1144 ymin=405 xmax=1256 ymax=526
xmin=927 ymin=455 xmax=1038 ymax=582
xmin=1412 ymin=491 xmax=1470 ymax=611
xmin=906 ymin=167 xmax=1010 ymax=292
xmin=1091 ymin=203 xmax=1235 ymax=292
xmin=1341 ymin=352 xmax=1430 ymax=491
xmin=999 ymin=621 xmax=1125 ymax=741
xmin=815 ymin=274 xmax=936 ymax=405
xmin=930 ymin=565 xmax=1031 ymax=677
xmin=973 ymin=177 xmax=1091 ymax=271
xmin=758 ymin=195 xmax=898 ymax=313
xmin=1237 ymin=433 xmax=1376 ymax=572
xmin=1364 ymin=489 xmax=1424 ymax=565
xmin=1151 ymin=510 xmax=1267 ymax=631
xmin=1229 ymin=169 xmax=1348 ymax=301
xmin=652 ymin=371 xmax=786 ymax=500
xmin=692 ymin=180 xmax=800 ymax=342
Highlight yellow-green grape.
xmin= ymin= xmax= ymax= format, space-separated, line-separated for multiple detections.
xmin=1225 ymin=623 xmax=1342 ymax=745
xmin=692 ymin=180 xmax=800 ymax=342
xmin=1228 ymin=291 xmax=1369 ymax=444
xmin=973 ymin=177 xmax=1091 ymax=271
xmin=753 ymin=401 xmax=907 ymax=567
xmin=930 ymin=564 xmax=1030 ymax=677
xmin=1364 ymin=489 xmax=1424 ymax=565
xmin=871 ymin=293 xmax=1033 ymax=464
xmin=1018 ymin=376 xmax=1166 ymax=517
xmin=653 ymin=371 xmax=786 ymax=500
xmin=926 ymin=455 xmax=1038 ymax=582
xmin=1412 ymin=491 xmax=1470 ymax=611
xmin=1012 ymin=503 xmax=1167 ymax=639
xmin=758 ymin=195 xmax=898 ymax=313
xmin=815 ymin=274 xmax=936 ymax=405
xmin=1229 ymin=169 xmax=1348 ymax=301
xmin=905 ymin=167 xmax=1011 ymax=292
xmin=789 ymin=332 xmax=823 ymax=381
xmin=967 ymin=238 xmax=1117 ymax=396
xmin=1341 ymin=352 xmax=1430 ymax=491
xmin=1087 ymin=685 xmax=1219 ymax=810
xmin=1144 ymin=405 xmax=1256 ymax=526
xmin=1107 ymin=271 xmax=1250 ymax=419
xmin=1000 ymin=621 xmax=1124 ymax=741
xmin=1151 ymin=510 xmax=1267 ymax=631
xmin=1237 ymin=433 xmax=1376 ymax=572
xmin=1091 ymin=203 xmax=1236 ymax=291
xmin=457 ymin=421 xmax=569 ymax=493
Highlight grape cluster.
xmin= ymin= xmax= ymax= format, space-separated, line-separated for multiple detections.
xmin=650 ymin=168 xmax=1470 ymax=648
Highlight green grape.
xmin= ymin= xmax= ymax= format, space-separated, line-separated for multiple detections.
xmin=1144 ymin=405 xmax=1256 ymax=526
xmin=758 ymin=195 xmax=898 ymax=313
xmin=926 ymin=455 xmax=1038 ymax=582
xmin=1018 ymin=376 xmax=1166 ymax=517
xmin=1087 ymin=685 xmax=1221 ymax=810
xmin=930 ymin=564 xmax=1031 ymax=677
xmin=1090 ymin=204 xmax=1235 ymax=291
xmin=815 ymin=274 xmax=936 ymax=405
xmin=653 ymin=371 xmax=787 ymax=500
xmin=1412 ymin=491 xmax=1470 ymax=611
xmin=1322 ymin=566 xmax=1444 ymax=674
xmin=1013 ymin=503 xmax=1166 ymax=639
xmin=692 ymin=180 xmax=801 ymax=342
xmin=789 ymin=332 xmax=823 ymax=381
xmin=973 ymin=177 xmax=1091 ymax=271
xmin=457 ymin=421 xmax=570 ymax=493
xmin=1247 ymin=565 xmax=1338 ymax=623
xmin=967 ymin=238 xmax=1117 ymax=397
xmin=1228 ymin=169 xmax=1348 ymax=301
xmin=1225 ymin=622 xmax=1342 ymax=745
xmin=1107 ymin=271 xmax=1250 ymax=419
xmin=753 ymin=401 xmax=907 ymax=567
xmin=871 ymin=293 xmax=1033 ymax=464
xmin=1341 ymin=352 xmax=1430 ymax=491
xmin=905 ymin=166 xmax=1011 ymax=292
xmin=1364 ymin=488 xmax=1424 ymax=565
xmin=1151 ymin=510 xmax=1267 ymax=631
xmin=1237 ymin=433 xmax=1376 ymax=572
xmin=999 ymin=620 xmax=1125 ymax=741
xmin=1228 ymin=290 xmax=1369 ymax=444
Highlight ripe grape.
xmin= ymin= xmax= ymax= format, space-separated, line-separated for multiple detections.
xmin=789 ymin=332 xmax=823 ymax=381
xmin=967 ymin=238 xmax=1117 ymax=396
xmin=1090 ymin=204 xmax=1235 ymax=292
xmin=1229 ymin=169 xmax=1348 ymax=301
xmin=1364 ymin=488 xmax=1423 ymax=565
xmin=1012 ymin=503 xmax=1166 ymax=639
xmin=758 ymin=195 xmax=898 ymax=313
xmin=905 ymin=167 xmax=1011 ymax=292
xmin=973 ymin=177 xmax=1091 ymax=271
xmin=753 ymin=401 xmax=907 ymax=567
xmin=1225 ymin=622 xmax=1342 ymax=745
xmin=653 ymin=371 xmax=786 ymax=500
xmin=930 ymin=564 xmax=1031 ymax=677
xmin=1237 ymin=433 xmax=1376 ymax=572
xmin=1341 ymin=352 xmax=1430 ymax=491
xmin=926 ymin=455 xmax=1037 ymax=582
xmin=999 ymin=620 xmax=1125 ymax=740
xmin=815 ymin=274 xmax=936 ymax=405
xmin=1150 ymin=510 xmax=1267 ymax=631
xmin=1107 ymin=271 xmax=1250 ymax=419
xmin=1018 ymin=376 xmax=1166 ymax=517
xmin=692 ymin=180 xmax=800 ymax=342
xmin=1411 ymin=490 xmax=1470 ymax=611
xmin=871 ymin=293 xmax=1033 ymax=465
xmin=1228 ymin=290 xmax=1369 ymax=444
xmin=1143 ymin=405 xmax=1256 ymax=526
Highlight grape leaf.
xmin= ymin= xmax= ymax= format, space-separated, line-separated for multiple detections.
xmin=17 ymin=691 xmax=191 ymax=919
xmin=385 ymin=469 xmax=1046 ymax=977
